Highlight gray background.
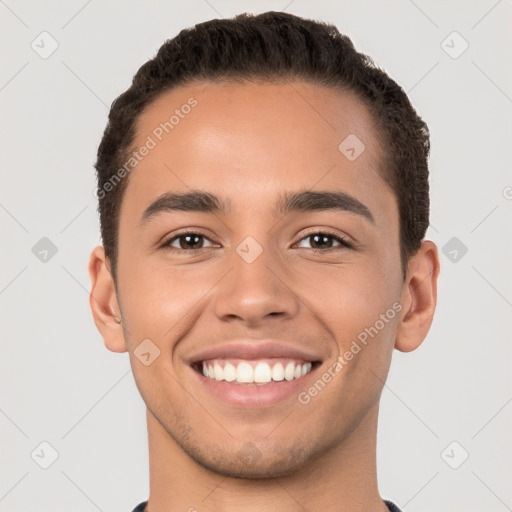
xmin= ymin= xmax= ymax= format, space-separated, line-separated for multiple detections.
xmin=1 ymin=1 xmax=511 ymax=511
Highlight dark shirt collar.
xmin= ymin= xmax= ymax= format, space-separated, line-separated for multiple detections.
xmin=131 ymin=499 xmax=403 ymax=511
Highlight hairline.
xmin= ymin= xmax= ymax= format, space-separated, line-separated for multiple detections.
xmin=109 ymin=77 xmax=405 ymax=283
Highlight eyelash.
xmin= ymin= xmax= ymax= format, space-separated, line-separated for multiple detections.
xmin=160 ymin=228 xmax=353 ymax=253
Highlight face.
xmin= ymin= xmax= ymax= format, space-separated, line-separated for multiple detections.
xmin=111 ymin=81 xmax=406 ymax=477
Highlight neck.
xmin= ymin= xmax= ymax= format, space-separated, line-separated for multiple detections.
xmin=144 ymin=403 xmax=387 ymax=512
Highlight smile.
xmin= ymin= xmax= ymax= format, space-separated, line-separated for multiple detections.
xmin=199 ymin=358 xmax=314 ymax=385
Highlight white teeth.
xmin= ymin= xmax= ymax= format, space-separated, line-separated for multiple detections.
xmin=200 ymin=359 xmax=313 ymax=384
xmin=237 ymin=362 xmax=254 ymax=383
xmin=284 ymin=362 xmax=295 ymax=381
xmin=271 ymin=362 xmax=285 ymax=381
xmin=254 ymin=362 xmax=272 ymax=383
xmin=213 ymin=362 xmax=223 ymax=381
xmin=223 ymin=363 xmax=237 ymax=382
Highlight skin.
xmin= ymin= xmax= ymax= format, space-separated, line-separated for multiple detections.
xmin=89 ymin=80 xmax=440 ymax=512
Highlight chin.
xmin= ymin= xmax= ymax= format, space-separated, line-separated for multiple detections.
xmin=186 ymin=440 xmax=311 ymax=479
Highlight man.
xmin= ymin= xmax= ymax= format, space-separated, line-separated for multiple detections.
xmin=88 ymin=11 xmax=439 ymax=512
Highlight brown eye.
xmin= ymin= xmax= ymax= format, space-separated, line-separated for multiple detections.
xmin=296 ymin=231 xmax=352 ymax=251
xmin=162 ymin=232 xmax=215 ymax=251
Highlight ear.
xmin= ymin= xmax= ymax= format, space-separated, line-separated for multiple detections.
xmin=395 ymin=240 xmax=440 ymax=352
xmin=88 ymin=245 xmax=127 ymax=353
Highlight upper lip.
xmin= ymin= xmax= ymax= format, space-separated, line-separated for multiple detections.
xmin=188 ymin=341 xmax=323 ymax=365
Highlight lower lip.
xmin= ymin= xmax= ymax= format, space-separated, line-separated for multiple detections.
xmin=191 ymin=365 xmax=319 ymax=408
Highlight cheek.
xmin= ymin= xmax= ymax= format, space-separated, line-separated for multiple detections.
xmin=309 ymin=259 xmax=401 ymax=364
xmin=117 ymin=255 xmax=220 ymax=348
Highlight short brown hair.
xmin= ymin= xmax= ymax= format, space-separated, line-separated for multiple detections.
xmin=94 ymin=11 xmax=430 ymax=283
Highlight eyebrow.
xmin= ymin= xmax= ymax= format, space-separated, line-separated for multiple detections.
xmin=139 ymin=189 xmax=374 ymax=227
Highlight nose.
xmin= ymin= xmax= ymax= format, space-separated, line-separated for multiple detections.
xmin=213 ymin=240 xmax=300 ymax=327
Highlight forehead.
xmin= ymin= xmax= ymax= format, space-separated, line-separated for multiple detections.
xmin=122 ymin=80 xmax=393 ymax=223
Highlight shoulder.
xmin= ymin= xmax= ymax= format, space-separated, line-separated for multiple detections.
xmin=130 ymin=501 xmax=147 ymax=512
xmin=384 ymin=500 xmax=403 ymax=512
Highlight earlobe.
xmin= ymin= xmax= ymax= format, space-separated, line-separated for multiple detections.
xmin=395 ymin=240 xmax=440 ymax=353
xmin=88 ymin=245 xmax=127 ymax=353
